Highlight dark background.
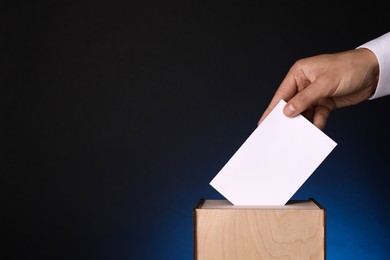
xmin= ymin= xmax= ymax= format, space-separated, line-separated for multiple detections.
xmin=2 ymin=1 xmax=389 ymax=259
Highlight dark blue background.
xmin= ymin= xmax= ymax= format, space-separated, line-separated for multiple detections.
xmin=2 ymin=1 xmax=389 ymax=259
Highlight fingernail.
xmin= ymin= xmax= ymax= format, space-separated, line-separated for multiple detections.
xmin=284 ymin=104 xmax=296 ymax=116
xmin=288 ymin=104 xmax=296 ymax=112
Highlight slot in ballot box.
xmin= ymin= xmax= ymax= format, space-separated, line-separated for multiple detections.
xmin=193 ymin=198 xmax=325 ymax=260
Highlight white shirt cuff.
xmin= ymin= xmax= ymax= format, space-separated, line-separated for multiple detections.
xmin=357 ymin=32 xmax=390 ymax=99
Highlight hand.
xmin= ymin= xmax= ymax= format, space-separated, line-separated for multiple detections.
xmin=258 ymin=48 xmax=379 ymax=130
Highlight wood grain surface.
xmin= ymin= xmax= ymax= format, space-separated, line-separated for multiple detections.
xmin=194 ymin=200 xmax=325 ymax=260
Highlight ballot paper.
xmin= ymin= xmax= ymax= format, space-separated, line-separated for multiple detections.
xmin=210 ymin=99 xmax=337 ymax=206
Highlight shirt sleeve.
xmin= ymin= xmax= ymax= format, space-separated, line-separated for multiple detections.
xmin=357 ymin=32 xmax=390 ymax=99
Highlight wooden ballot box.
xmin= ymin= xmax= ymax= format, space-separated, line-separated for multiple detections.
xmin=193 ymin=198 xmax=325 ymax=260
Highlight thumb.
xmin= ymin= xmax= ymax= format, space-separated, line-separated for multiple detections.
xmin=283 ymin=82 xmax=326 ymax=117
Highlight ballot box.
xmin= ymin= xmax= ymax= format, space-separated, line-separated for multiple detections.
xmin=193 ymin=198 xmax=325 ymax=260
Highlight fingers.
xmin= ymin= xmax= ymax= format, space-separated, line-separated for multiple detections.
xmin=258 ymin=69 xmax=300 ymax=125
xmin=259 ymin=77 xmax=335 ymax=130
xmin=312 ymin=105 xmax=330 ymax=130
xmin=312 ymin=97 xmax=336 ymax=130
xmin=258 ymin=59 xmax=334 ymax=126
xmin=283 ymin=77 xmax=332 ymax=118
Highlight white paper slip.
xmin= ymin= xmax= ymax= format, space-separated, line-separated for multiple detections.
xmin=210 ymin=99 xmax=337 ymax=206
